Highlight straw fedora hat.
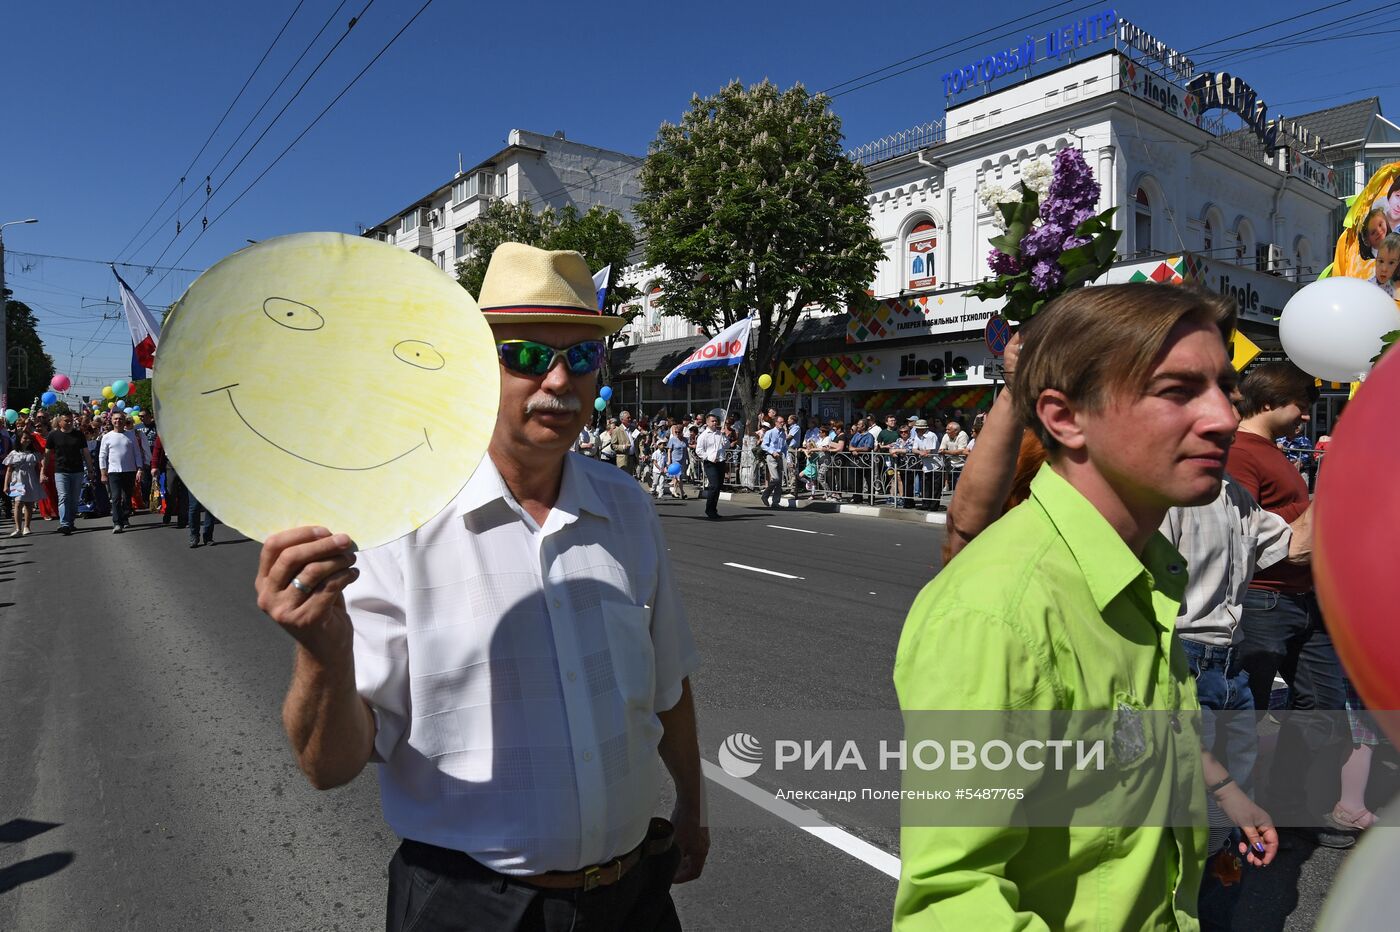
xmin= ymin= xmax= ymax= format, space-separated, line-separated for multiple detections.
xmin=477 ymin=242 xmax=626 ymax=334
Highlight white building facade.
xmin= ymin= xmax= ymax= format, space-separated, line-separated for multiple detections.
xmin=617 ymin=16 xmax=1345 ymax=424
xmin=362 ymin=128 xmax=642 ymax=273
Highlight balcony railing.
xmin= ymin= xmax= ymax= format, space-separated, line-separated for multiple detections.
xmin=847 ymin=121 xmax=947 ymax=168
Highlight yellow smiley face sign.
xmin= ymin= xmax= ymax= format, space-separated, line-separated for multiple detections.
xmin=155 ymin=232 xmax=498 ymax=548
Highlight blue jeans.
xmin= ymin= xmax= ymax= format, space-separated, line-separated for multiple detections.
xmin=55 ymin=471 xmax=84 ymax=529
xmin=1238 ymin=589 xmax=1347 ymax=819
xmin=187 ymin=493 xmax=215 ymax=542
xmin=1181 ymin=640 xmax=1256 ymax=931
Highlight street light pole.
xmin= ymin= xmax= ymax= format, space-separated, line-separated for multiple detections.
xmin=0 ymin=218 xmax=39 ymax=411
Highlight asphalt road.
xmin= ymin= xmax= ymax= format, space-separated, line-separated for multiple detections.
xmin=0 ymin=494 xmax=1365 ymax=931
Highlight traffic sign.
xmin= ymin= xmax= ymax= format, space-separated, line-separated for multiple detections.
xmin=985 ymin=315 xmax=1012 ymax=357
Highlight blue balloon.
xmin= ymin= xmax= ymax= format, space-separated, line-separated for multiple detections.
xmin=593 ymin=397 xmax=607 ymax=411
xmin=599 ymin=385 xmax=613 ymax=401
xmin=667 ymin=462 xmax=682 ymax=477
xmin=41 ymin=391 xmax=57 ymax=405
xmin=115 ymin=400 xmax=126 ymax=410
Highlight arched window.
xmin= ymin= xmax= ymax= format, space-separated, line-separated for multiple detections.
xmin=1134 ymin=188 xmax=1153 ymax=257
xmin=903 ymin=219 xmax=938 ymax=292
xmin=1202 ymin=207 xmax=1223 ymax=256
xmin=1235 ymin=220 xmax=1255 ymax=265
xmin=1294 ymin=237 xmax=1313 ymax=281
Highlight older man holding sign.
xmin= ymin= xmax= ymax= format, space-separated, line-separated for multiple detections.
xmin=163 ymin=237 xmax=705 ymax=932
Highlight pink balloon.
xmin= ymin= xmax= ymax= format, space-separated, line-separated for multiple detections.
xmin=50 ymin=374 xmax=71 ymax=392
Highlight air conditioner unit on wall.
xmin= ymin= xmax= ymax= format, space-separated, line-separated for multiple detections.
xmin=1267 ymin=243 xmax=1284 ymax=270
xmin=426 ymin=209 xmax=442 ymax=227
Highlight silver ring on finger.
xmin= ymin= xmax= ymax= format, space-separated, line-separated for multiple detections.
xmin=290 ymin=576 xmax=313 ymax=595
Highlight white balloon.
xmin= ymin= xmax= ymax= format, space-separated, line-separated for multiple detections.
xmin=1279 ymin=277 xmax=1400 ymax=383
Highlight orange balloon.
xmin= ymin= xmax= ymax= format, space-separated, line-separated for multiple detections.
xmin=1315 ymin=349 xmax=1400 ymax=742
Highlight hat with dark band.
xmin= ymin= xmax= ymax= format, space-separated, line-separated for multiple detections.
xmin=477 ymin=242 xmax=625 ymax=334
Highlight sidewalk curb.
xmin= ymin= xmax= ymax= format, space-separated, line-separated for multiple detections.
xmin=712 ymin=490 xmax=946 ymax=525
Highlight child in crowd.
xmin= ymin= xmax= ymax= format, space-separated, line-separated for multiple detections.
xmin=3 ymin=430 xmax=44 ymax=537
xmin=650 ymin=441 xmax=669 ymax=498
xmin=1368 ymin=232 xmax=1400 ymax=298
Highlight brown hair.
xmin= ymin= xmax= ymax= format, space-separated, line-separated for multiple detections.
xmin=1011 ymin=284 xmax=1237 ymax=453
xmin=1237 ymin=361 xmax=1318 ymax=418
xmin=1359 ymin=207 xmax=1389 ymax=261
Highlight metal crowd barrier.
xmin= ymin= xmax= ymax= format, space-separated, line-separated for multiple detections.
xmin=631 ymin=447 xmax=966 ymax=508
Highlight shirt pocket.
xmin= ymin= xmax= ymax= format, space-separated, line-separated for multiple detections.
xmin=1231 ymin=530 xmax=1259 ymax=603
xmin=602 ymin=601 xmax=657 ymax=712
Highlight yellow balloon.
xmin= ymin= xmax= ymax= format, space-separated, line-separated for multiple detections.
xmin=758 ymin=374 xmax=773 ymax=390
xmin=155 ymin=233 xmax=499 ymax=548
xmin=102 ymin=386 xmax=115 ymax=399
xmin=107 ymin=402 xmax=115 ymax=410
xmin=131 ymin=415 xmax=142 ymax=425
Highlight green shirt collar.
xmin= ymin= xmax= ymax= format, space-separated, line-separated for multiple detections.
xmin=1028 ymin=464 xmax=1187 ymax=618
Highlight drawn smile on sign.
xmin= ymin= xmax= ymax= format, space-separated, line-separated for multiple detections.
xmin=202 ymin=382 xmax=432 ymax=472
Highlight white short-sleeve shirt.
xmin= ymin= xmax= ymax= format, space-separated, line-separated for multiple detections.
xmin=345 ymin=451 xmax=700 ymax=875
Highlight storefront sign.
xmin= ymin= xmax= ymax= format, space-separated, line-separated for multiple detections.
xmin=1116 ymin=20 xmax=1194 ymax=82
xmin=1105 ymin=253 xmax=1297 ymax=325
xmin=1186 ymin=72 xmax=1326 ymax=154
xmin=778 ymin=340 xmax=994 ymax=395
xmin=1119 ymin=57 xmax=1200 ymax=125
xmin=1287 ymin=148 xmax=1339 ymax=197
xmin=847 ymin=291 xmax=1000 ymax=344
xmin=942 ymin=8 xmax=1118 ymax=98
xmin=906 ymin=222 xmax=938 ymax=290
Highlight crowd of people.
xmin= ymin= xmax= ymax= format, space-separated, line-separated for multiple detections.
xmin=0 ymin=406 xmax=217 ymax=545
xmin=571 ymin=406 xmax=985 ymax=511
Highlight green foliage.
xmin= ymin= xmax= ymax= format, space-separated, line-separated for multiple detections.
xmin=454 ymin=201 xmax=640 ymax=318
xmin=635 ymin=79 xmax=884 ymax=424
xmin=1371 ymin=328 xmax=1400 ymax=365
xmin=3 ymin=290 xmax=55 ymax=406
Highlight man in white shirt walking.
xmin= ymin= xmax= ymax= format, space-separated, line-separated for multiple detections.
xmin=98 ymin=414 xmax=146 ymax=533
xmin=255 ymin=243 xmax=706 ymax=932
xmin=695 ymin=413 xmax=728 ymax=520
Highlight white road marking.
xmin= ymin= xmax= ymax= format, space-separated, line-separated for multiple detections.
xmin=702 ymin=759 xmax=900 ymax=879
xmin=723 ymin=562 xmax=805 ymax=580
xmin=767 ymin=524 xmax=817 ymax=534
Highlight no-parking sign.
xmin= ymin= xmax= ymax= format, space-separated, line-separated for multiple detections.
xmin=985 ymin=315 xmax=1012 ymax=356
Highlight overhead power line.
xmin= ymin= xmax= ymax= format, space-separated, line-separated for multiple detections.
xmin=134 ymin=0 xmax=368 ymax=280
xmin=142 ymin=0 xmax=439 ymax=298
xmin=116 ymin=0 xmax=310 ymax=261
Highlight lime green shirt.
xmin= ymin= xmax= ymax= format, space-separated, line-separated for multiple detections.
xmin=893 ymin=464 xmax=1206 ymax=932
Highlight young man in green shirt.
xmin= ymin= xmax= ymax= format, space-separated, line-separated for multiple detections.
xmin=894 ymin=285 xmax=1242 ymax=931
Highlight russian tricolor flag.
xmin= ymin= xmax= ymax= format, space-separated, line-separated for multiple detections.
xmin=113 ymin=269 xmax=162 ymax=381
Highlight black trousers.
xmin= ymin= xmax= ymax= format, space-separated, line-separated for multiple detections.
xmin=702 ymin=460 xmax=723 ymax=516
xmin=387 ymin=838 xmax=682 ymax=932
xmin=107 ymin=472 xmax=135 ymax=527
xmin=161 ymin=467 xmax=189 ymax=526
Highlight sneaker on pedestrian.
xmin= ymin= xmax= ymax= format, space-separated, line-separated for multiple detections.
xmin=113 ymin=526 xmax=123 ymax=534
xmin=189 ymin=539 xmax=200 ymax=549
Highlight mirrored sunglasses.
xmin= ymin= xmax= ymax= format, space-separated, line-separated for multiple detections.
xmin=496 ymin=339 xmax=605 ymax=377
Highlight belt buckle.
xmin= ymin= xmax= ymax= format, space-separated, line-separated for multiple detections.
xmin=582 ymin=857 xmax=623 ymax=892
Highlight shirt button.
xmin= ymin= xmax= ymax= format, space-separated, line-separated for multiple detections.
xmin=582 ymin=751 xmax=593 ymax=762
xmin=567 ymin=671 xmax=577 ymax=682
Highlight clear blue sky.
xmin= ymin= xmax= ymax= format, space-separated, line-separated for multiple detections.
xmin=2 ymin=0 xmax=1394 ymax=401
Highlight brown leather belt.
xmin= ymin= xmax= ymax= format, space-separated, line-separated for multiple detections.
xmin=519 ymin=817 xmax=675 ymax=892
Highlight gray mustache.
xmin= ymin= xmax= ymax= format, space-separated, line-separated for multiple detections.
xmin=525 ymin=396 xmax=582 ymax=415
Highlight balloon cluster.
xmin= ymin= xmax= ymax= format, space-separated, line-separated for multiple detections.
xmin=594 ymin=385 xmax=614 ymax=412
